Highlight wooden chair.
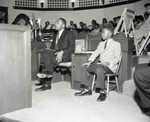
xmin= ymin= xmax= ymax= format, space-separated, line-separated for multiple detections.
xmin=92 ymin=58 xmax=122 ymax=97
xmin=114 ymin=7 xmax=138 ymax=55
xmin=37 ymin=39 xmax=86 ymax=81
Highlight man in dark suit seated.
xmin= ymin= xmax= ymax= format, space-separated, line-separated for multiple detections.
xmin=75 ymin=25 xmax=122 ymax=102
xmin=134 ymin=62 xmax=150 ymax=117
xmin=35 ymin=18 xmax=75 ymax=92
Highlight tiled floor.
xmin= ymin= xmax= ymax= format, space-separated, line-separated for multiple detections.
xmin=2 ymin=81 xmax=150 ymax=122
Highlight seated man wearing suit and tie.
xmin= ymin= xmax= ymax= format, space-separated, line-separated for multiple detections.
xmin=75 ymin=25 xmax=122 ymax=102
xmin=35 ymin=18 xmax=75 ymax=92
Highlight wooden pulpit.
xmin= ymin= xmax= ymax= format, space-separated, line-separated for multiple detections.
xmin=0 ymin=24 xmax=31 ymax=115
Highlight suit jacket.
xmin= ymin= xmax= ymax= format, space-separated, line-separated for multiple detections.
xmin=89 ymin=38 xmax=122 ymax=73
xmin=50 ymin=29 xmax=75 ymax=62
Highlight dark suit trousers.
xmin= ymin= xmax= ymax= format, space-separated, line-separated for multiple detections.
xmin=80 ymin=62 xmax=113 ymax=90
xmin=134 ymin=64 xmax=150 ymax=109
xmin=40 ymin=49 xmax=60 ymax=85
xmin=40 ymin=49 xmax=59 ymax=74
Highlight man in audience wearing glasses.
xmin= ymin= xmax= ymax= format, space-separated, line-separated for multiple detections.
xmin=75 ymin=24 xmax=122 ymax=102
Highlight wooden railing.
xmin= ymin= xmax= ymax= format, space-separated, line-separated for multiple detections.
xmin=13 ymin=0 xmax=141 ymax=10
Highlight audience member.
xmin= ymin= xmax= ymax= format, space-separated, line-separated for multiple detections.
xmin=135 ymin=3 xmax=150 ymax=40
xmin=134 ymin=15 xmax=139 ymax=27
xmin=68 ymin=21 xmax=74 ymax=28
xmin=109 ymin=21 xmax=115 ymax=29
xmin=83 ymin=23 xmax=88 ymax=29
xmin=134 ymin=63 xmax=150 ymax=117
xmin=75 ymin=24 xmax=122 ymax=102
xmin=91 ymin=23 xmax=100 ymax=35
xmin=70 ymin=25 xmax=78 ymax=39
xmin=73 ymin=24 xmax=77 ymax=28
xmin=100 ymin=18 xmax=108 ymax=31
xmin=134 ymin=15 xmax=145 ymax=30
xmin=102 ymin=18 xmax=107 ymax=24
xmin=88 ymin=20 xmax=97 ymax=30
xmin=144 ymin=3 xmax=150 ymax=20
xmin=43 ymin=21 xmax=51 ymax=30
xmin=79 ymin=21 xmax=84 ymax=29
xmin=35 ymin=18 xmax=75 ymax=91
xmin=113 ymin=16 xmax=121 ymax=27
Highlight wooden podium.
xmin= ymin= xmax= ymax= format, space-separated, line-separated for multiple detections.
xmin=0 ymin=24 xmax=31 ymax=115
xmin=113 ymin=32 xmax=134 ymax=92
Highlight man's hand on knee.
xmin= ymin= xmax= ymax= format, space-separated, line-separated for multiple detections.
xmin=55 ymin=51 xmax=64 ymax=63
xmin=82 ymin=60 xmax=93 ymax=67
xmin=100 ymin=62 xmax=110 ymax=67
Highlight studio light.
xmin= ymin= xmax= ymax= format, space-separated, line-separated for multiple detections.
xmin=40 ymin=0 xmax=45 ymax=8
xmin=71 ymin=0 xmax=75 ymax=8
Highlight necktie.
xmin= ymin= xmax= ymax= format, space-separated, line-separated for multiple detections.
xmin=104 ymin=40 xmax=108 ymax=50
xmin=55 ymin=32 xmax=59 ymax=50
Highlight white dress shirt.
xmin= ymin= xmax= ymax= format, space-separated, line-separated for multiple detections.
xmin=56 ymin=29 xmax=64 ymax=45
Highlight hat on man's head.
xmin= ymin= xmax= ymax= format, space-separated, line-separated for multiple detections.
xmin=102 ymin=24 xmax=114 ymax=34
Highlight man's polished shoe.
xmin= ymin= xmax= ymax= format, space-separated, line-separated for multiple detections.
xmin=37 ymin=73 xmax=53 ymax=79
xmin=75 ymin=89 xmax=92 ymax=96
xmin=35 ymin=85 xmax=51 ymax=92
xmin=141 ymin=107 xmax=150 ymax=117
xmin=35 ymin=82 xmax=44 ymax=86
xmin=97 ymin=93 xmax=106 ymax=102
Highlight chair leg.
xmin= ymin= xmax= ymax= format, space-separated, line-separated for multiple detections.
xmin=92 ymin=75 xmax=96 ymax=91
xmin=61 ymin=70 xmax=66 ymax=81
xmin=37 ymin=53 xmax=41 ymax=72
xmin=106 ymin=76 xmax=110 ymax=97
xmin=61 ymin=73 xmax=65 ymax=81
xmin=115 ymin=77 xmax=120 ymax=93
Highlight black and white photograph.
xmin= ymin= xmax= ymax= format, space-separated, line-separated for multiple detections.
xmin=0 ymin=0 xmax=150 ymax=121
